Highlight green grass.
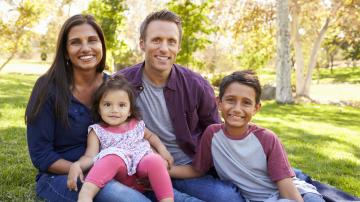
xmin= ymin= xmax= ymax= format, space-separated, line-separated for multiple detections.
xmin=0 ymin=72 xmax=359 ymax=200
xmin=256 ymin=66 xmax=360 ymax=85
xmin=0 ymin=73 xmax=39 ymax=201
xmin=312 ymin=67 xmax=360 ymax=84
xmin=253 ymin=102 xmax=360 ymax=196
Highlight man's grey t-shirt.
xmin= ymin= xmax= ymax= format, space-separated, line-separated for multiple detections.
xmin=136 ymin=74 xmax=192 ymax=165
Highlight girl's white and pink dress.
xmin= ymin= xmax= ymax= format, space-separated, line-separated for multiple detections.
xmin=88 ymin=119 xmax=152 ymax=175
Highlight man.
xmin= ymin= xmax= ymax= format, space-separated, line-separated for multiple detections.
xmin=118 ymin=10 xmax=244 ymax=202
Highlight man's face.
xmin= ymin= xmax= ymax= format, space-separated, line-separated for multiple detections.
xmin=140 ymin=20 xmax=180 ymax=76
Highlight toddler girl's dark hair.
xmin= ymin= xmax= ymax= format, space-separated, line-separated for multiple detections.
xmin=219 ymin=70 xmax=262 ymax=104
xmin=92 ymin=74 xmax=141 ymax=123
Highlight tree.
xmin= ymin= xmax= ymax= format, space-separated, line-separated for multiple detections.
xmin=337 ymin=2 xmax=360 ymax=68
xmin=167 ymin=0 xmax=215 ymax=70
xmin=322 ymin=28 xmax=342 ymax=72
xmin=0 ymin=0 xmax=45 ymax=71
xmin=39 ymin=0 xmax=75 ymax=62
xmin=86 ymin=0 xmax=131 ymax=71
xmin=275 ymin=0 xmax=293 ymax=103
xmin=289 ymin=0 xmax=358 ymax=97
xmin=233 ymin=1 xmax=276 ymax=70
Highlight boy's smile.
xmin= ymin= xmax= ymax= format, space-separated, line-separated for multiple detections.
xmin=218 ymin=82 xmax=261 ymax=136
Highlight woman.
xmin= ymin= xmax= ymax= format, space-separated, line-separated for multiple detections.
xmin=25 ymin=14 xmax=150 ymax=202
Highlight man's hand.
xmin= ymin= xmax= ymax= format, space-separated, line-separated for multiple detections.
xmin=67 ymin=161 xmax=84 ymax=192
xmin=157 ymin=148 xmax=174 ymax=169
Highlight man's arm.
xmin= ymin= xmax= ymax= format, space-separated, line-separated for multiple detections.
xmin=169 ymin=165 xmax=204 ymax=179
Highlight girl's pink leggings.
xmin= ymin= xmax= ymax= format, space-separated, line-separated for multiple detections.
xmin=85 ymin=153 xmax=173 ymax=200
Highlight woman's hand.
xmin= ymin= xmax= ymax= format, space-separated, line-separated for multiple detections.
xmin=67 ymin=161 xmax=84 ymax=192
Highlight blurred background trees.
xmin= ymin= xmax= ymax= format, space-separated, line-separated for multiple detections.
xmin=0 ymin=0 xmax=359 ymax=99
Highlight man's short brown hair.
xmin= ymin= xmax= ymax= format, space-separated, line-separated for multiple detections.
xmin=139 ymin=9 xmax=182 ymax=43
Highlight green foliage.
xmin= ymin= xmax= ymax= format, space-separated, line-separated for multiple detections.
xmin=321 ymin=28 xmax=342 ymax=68
xmin=167 ymin=0 xmax=215 ymax=70
xmin=341 ymin=39 xmax=360 ymax=64
xmin=336 ymin=0 xmax=360 ymax=65
xmin=233 ymin=2 xmax=276 ymax=70
xmin=0 ymin=0 xmax=45 ymax=68
xmin=208 ymin=72 xmax=227 ymax=87
xmin=39 ymin=20 xmax=62 ymax=59
xmin=237 ymin=30 xmax=275 ymax=70
xmin=86 ymin=0 xmax=134 ymax=70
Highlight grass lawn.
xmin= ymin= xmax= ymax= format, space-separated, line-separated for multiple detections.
xmin=0 ymin=72 xmax=359 ymax=201
xmin=257 ymin=66 xmax=360 ymax=85
xmin=0 ymin=73 xmax=39 ymax=201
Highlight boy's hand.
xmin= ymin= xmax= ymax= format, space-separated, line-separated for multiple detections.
xmin=67 ymin=161 xmax=84 ymax=192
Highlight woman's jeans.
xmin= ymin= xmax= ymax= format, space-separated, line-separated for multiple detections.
xmin=36 ymin=174 xmax=202 ymax=202
xmin=36 ymin=174 xmax=150 ymax=202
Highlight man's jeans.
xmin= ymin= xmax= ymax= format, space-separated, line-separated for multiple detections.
xmin=144 ymin=175 xmax=244 ymax=202
xmin=172 ymin=175 xmax=245 ymax=202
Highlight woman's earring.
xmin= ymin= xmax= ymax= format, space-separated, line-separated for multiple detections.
xmin=66 ymin=59 xmax=70 ymax=66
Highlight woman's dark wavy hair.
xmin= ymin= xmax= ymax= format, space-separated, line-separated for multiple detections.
xmin=92 ymin=74 xmax=141 ymax=124
xmin=25 ymin=14 xmax=106 ymax=126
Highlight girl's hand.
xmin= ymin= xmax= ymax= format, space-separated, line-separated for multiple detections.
xmin=158 ymin=148 xmax=174 ymax=169
xmin=67 ymin=161 xmax=84 ymax=192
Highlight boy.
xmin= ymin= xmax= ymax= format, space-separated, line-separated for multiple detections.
xmin=169 ymin=70 xmax=324 ymax=202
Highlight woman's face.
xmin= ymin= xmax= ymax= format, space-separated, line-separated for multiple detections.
xmin=66 ymin=23 xmax=103 ymax=72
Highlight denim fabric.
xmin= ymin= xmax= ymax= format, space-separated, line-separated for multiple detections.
xmin=303 ymin=192 xmax=325 ymax=202
xmin=36 ymin=174 xmax=150 ymax=202
xmin=144 ymin=189 xmax=204 ymax=202
xmin=172 ymin=175 xmax=245 ymax=202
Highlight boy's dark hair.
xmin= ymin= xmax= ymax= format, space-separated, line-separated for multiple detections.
xmin=219 ymin=70 xmax=262 ymax=104
xmin=92 ymin=75 xmax=141 ymax=123
xmin=140 ymin=9 xmax=182 ymax=43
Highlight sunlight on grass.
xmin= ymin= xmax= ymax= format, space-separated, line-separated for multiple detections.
xmin=253 ymin=101 xmax=360 ymax=196
xmin=0 ymin=73 xmax=38 ymax=201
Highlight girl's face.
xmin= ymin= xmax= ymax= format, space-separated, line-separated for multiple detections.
xmin=98 ymin=89 xmax=131 ymax=126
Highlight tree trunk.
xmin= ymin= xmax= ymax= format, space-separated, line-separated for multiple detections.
xmin=0 ymin=40 xmax=20 ymax=72
xmin=290 ymin=1 xmax=305 ymax=96
xmin=302 ymin=17 xmax=330 ymax=96
xmin=276 ymin=0 xmax=293 ymax=104
xmin=0 ymin=52 xmax=16 ymax=72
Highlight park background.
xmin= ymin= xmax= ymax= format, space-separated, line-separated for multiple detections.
xmin=0 ymin=0 xmax=359 ymax=201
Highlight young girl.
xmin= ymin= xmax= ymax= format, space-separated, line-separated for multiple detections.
xmin=67 ymin=75 xmax=174 ymax=202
